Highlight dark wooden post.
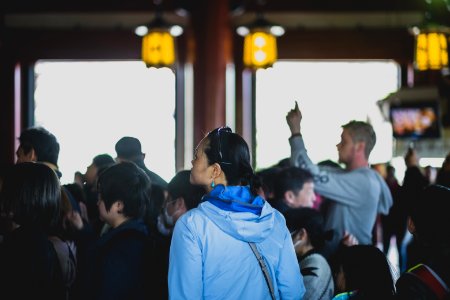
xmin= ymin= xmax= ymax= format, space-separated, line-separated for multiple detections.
xmin=190 ymin=0 xmax=232 ymax=145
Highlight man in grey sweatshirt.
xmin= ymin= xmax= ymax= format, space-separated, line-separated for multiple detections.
xmin=286 ymin=101 xmax=393 ymax=259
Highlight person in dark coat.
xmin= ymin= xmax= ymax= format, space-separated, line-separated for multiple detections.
xmin=115 ymin=136 xmax=168 ymax=189
xmin=0 ymin=162 xmax=65 ymax=300
xmin=67 ymin=161 xmax=154 ymax=300
xmin=395 ymin=185 xmax=450 ymax=300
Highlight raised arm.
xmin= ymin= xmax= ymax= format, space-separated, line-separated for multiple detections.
xmin=286 ymin=101 xmax=302 ymax=136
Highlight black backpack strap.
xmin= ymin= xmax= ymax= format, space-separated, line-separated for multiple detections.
xmin=407 ymin=264 xmax=450 ymax=300
xmin=249 ymin=242 xmax=276 ymax=300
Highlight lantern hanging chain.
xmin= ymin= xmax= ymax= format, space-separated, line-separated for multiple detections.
xmin=154 ymin=0 xmax=163 ymax=19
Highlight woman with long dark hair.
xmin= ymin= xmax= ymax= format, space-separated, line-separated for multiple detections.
xmin=168 ymin=127 xmax=305 ymax=299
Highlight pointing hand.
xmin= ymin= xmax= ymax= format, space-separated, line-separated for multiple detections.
xmin=286 ymin=101 xmax=302 ymax=135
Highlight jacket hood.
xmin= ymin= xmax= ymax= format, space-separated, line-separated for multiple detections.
xmin=199 ymin=185 xmax=275 ymax=243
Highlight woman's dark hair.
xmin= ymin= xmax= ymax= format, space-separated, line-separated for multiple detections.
xmin=0 ymin=162 xmax=61 ymax=230
xmin=97 ymin=161 xmax=150 ymax=219
xmin=283 ymin=207 xmax=333 ymax=250
xmin=336 ymin=245 xmax=395 ymax=299
xmin=63 ymin=183 xmax=86 ymax=205
xmin=205 ymin=127 xmax=261 ymax=195
xmin=168 ymin=170 xmax=205 ymax=210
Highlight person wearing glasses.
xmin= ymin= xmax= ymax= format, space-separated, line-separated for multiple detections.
xmin=168 ymin=127 xmax=305 ymax=300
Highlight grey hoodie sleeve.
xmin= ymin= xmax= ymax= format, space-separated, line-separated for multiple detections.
xmin=289 ymin=135 xmax=393 ymax=212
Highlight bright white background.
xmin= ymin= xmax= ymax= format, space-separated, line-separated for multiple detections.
xmin=34 ymin=61 xmax=176 ymax=184
xmin=255 ymin=60 xmax=399 ymax=172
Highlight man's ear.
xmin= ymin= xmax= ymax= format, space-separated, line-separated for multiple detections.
xmin=293 ymin=228 xmax=307 ymax=242
xmin=284 ymin=190 xmax=296 ymax=206
xmin=30 ymin=148 xmax=38 ymax=162
xmin=114 ymin=200 xmax=124 ymax=214
xmin=356 ymin=141 xmax=365 ymax=153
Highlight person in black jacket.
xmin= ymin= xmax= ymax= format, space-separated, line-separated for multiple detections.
xmin=67 ymin=162 xmax=154 ymax=300
xmin=115 ymin=136 xmax=168 ymax=189
xmin=395 ymin=184 xmax=450 ymax=300
xmin=0 ymin=162 xmax=66 ymax=300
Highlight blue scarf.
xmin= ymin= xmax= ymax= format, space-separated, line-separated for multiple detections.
xmin=204 ymin=184 xmax=265 ymax=215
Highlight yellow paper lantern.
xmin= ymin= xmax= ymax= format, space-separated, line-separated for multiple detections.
xmin=243 ymin=31 xmax=277 ymax=69
xmin=237 ymin=17 xmax=284 ymax=70
xmin=136 ymin=16 xmax=183 ymax=68
xmin=413 ymin=28 xmax=449 ymax=71
xmin=142 ymin=30 xmax=175 ymax=68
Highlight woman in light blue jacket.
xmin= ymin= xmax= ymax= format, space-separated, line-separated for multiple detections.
xmin=168 ymin=126 xmax=305 ymax=300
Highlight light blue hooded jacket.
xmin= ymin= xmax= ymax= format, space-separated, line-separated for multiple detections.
xmin=168 ymin=185 xmax=305 ymax=300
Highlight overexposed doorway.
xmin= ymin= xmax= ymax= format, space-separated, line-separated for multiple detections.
xmin=34 ymin=61 xmax=176 ymax=184
xmin=255 ymin=60 xmax=400 ymax=170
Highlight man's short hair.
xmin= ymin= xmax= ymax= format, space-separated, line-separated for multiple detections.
xmin=342 ymin=120 xmax=376 ymax=159
xmin=18 ymin=127 xmax=60 ymax=165
xmin=273 ymin=167 xmax=314 ymax=201
xmin=97 ymin=161 xmax=150 ymax=219
xmin=115 ymin=136 xmax=143 ymax=160
xmin=168 ymin=170 xmax=204 ymax=210
xmin=92 ymin=154 xmax=115 ymax=169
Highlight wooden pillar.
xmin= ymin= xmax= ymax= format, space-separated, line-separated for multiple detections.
xmin=190 ymin=0 xmax=232 ymax=145
xmin=0 ymin=21 xmax=20 ymax=164
xmin=0 ymin=59 xmax=22 ymax=165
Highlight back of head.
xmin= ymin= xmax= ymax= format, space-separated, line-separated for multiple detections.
xmin=168 ymin=170 xmax=204 ymax=210
xmin=318 ymin=159 xmax=342 ymax=169
xmin=256 ymin=166 xmax=282 ymax=201
xmin=97 ymin=161 xmax=150 ymax=219
xmin=0 ymin=162 xmax=61 ymax=230
xmin=342 ymin=121 xmax=376 ymax=159
xmin=409 ymin=184 xmax=450 ymax=247
xmin=19 ymin=127 xmax=60 ymax=165
xmin=205 ymin=127 xmax=260 ymax=194
xmin=283 ymin=207 xmax=332 ymax=250
xmin=93 ymin=154 xmax=115 ymax=169
xmin=63 ymin=183 xmax=86 ymax=204
xmin=338 ymin=245 xmax=395 ymax=298
xmin=273 ymin=167 xmax=313 ymax=201
xmin=115 ymin=136 xmax=143 ymax=161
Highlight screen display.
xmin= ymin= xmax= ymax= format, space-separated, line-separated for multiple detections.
xmin=390 ymin=102 xmax=441 ymax=139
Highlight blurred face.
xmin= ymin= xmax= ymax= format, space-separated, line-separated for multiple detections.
xmin=164 ymin=195 xmax=178 ymax=218
xmin=97 ymin=197 xmax=110 ymax=224
xmin=190 ymin=137 xmax=214 ymax=188
xmin=287 ymin=181 xmax=316 ymax=208
xmin=336 ymin=129 xmax=356 ymax=165
xmin=296 ymin=182 xmax=316 ymax=208
xmin=84 ymin=163 xmax=98 ymax=186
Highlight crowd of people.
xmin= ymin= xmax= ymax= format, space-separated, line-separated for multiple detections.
xmin=0 ymin=101 xmax=449 ymax=300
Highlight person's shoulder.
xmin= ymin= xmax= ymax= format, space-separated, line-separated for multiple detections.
xmin=396 ymin=270 xmax=440 ymax=300
xmin=332 ymin=292 xmax=354 ymax=300
xmin=177 ymin=206 xmax=207 ymax=226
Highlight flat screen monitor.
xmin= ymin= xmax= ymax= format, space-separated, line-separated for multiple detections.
xmin=390 ymin=101 xmax=441 ymax=139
